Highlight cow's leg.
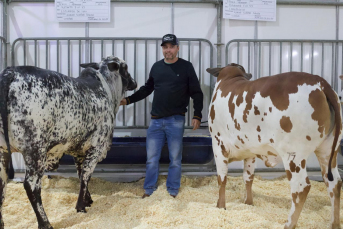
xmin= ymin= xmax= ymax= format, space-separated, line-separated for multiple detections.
xmin=243 ymin=157 xmax=256 ymax=205
xmin=75 ymin=151 xmax=99 ymax=213
xmin=212 ymin=139 xmax=229 ymax=209
xmin=282 ymin=155 xmax=311 ymax=229
xmin=315 ymin=148 xmax=341 ymax=229
xmin=23 ymin=152 xmax=52 ymax=229
xmin=0 ymin=148 xmax=11 ymax=228
xmin=73 ymin=156 xmax=92 ymax=207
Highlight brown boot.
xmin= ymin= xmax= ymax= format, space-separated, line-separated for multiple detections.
xmin=142 ymin=193 xmax=150 ymax=199
xmin=170 ymin=194 xmax=176 ymax=198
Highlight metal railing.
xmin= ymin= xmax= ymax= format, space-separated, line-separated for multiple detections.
xmin=11 ymin=37 xmax=214 ymax=129
xmin=226 ymin=39 xmax=343 ymax=92
xmin=0 ymin=36 xmax=6 ymax=72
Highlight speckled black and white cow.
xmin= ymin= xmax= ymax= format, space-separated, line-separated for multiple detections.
xmin=0 ymin=56 xmax=137 ymax=229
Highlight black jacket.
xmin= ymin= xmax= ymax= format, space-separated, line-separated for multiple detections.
xmin=126 ymin=58 xmax=203 ymax=120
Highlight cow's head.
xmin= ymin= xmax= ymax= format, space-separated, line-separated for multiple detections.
xmin=80 ymin=56 xmax=137 ymax=92
xmin=206 ymin=63 xmax=252 ymax=80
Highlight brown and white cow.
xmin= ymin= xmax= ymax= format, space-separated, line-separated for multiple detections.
xmin=207 ymin=64 xmax=342 ymax=229
xmin=0 ymin=56 xmax=137 ymax=229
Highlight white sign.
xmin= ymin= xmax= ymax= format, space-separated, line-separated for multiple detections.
xmin=223 ymin=0 xmax=276 ymax=22
xmin=55 ymin=0 xmax=110 ymax=22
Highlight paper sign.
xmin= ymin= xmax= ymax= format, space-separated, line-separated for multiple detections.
xmin=223 ymin=0 xmax=276 ymax=22
xmin=56 ymin=0 xmax=110 ymax=22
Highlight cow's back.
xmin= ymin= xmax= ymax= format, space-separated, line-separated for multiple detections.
xmin=4 ymin=66 xmax=114 ymax=155
xmin=209 ymin=72 xmax=339 ymax=159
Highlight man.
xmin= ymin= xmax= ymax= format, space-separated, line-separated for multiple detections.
xmin=120 ymin=34 xmax=203 ymax=198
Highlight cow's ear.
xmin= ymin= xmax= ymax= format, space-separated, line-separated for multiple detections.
xmin=80 ymin=63 xmax=99 ymax=70
xmin=107 ymin=62 xmax=120 ymax=72
xmin=206 ymin=67 xmax=223 ymax=77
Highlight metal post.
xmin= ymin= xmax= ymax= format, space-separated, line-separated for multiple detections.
xmin=85 ymin=22 xmax=89 ymax=62
xmin=254 ymin=21 xmax=258 ymax=79
xmin=171 ymin=3 xmax=174 ymax=34
xmin=3 ymin=0 xmax=8 ymax=67
xmin=216 ymin=3 xmax=222 ymax=68
xmin=211 ymin=2 xmax=222 ymax=96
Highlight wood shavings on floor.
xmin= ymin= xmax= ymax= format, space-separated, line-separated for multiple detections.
xmin=3 ymin=175 xmax=342 ymax=228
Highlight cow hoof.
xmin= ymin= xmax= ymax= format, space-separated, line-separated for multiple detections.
xmin=38 ymin=224 xmax=53 ymax=229
xmin=86 ymin=199 xmax=93 ymax=207
xmin=85 ymin=202 xmax=92 ymax=207
xmin=77 ymin=208 xmax=87 ymax=213
xmin=216 ymin=202 xmax=226 ymax=209
xmin=244 ymin=200 xmax=253 ymax=205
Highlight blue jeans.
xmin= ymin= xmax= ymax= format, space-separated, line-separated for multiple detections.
xmin=143 ymin=115 xmax=185 ymax=196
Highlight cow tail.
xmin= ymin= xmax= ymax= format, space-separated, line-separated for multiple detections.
xmin=0 ymin=68 xmax=15 ymax=179
xmin=322 ymin=81 xmax=342 ymax=182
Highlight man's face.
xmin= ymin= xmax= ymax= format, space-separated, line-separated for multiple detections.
xmin=162 ymin=43 xmax=179 ymax=62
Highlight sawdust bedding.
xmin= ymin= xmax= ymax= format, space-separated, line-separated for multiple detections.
xmin=3 ymin=175 xmax=342 ymax=229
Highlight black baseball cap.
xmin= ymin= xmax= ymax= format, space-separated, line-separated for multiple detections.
xmin=161 ymin=34 xmax=179 ymax=46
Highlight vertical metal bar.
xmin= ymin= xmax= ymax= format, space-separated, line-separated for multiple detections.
xmin=171 ymin=3 xmax=174 ymax=34
xmin=198 ymin=41 xmax=201 ymax=83
xmin=0 ymin=38 xmax=2 ymax=69
xmin=335 ymin=2 xmax=339 ymax=91
xmin=311 ymin=42 xmax=314 ymax=74
xmin=68 ymin=40 xmax=70 ymax=76
xmin=217 ymin=3 xmax=222 ymax=69
xmin=24 ymin=40 xmax=26 ymax=65
xmin=188 ymin=41 xmax=191 ymax=125
xmin=57 ymin=40 xmax=59 ymax=72
xmin=237 ymin=42 xmax=240 ymax=64
xmin=279 ymin=42 xmax=282 ymax=73
xmin=79 ymin=40 xmax=81 ymax=75
xmin=156 ymin=39 xmax=158 ymax=62
xmin=248 ymin=42 xmax=250 ymax=73
xmin=253 ymin=21 xmax=258 ymax=79
xmin=133 ymin=39 xmax=137 ymax=126
xmin=123 ymin=39 xmax=126 ymax=60
xmin=321 ymin=42 xmax=324 ymax=79
xmin=101 ymin=39 xmax=104 ymax=59
xmin=188 ymin=41 xmax=191 ymax=61
xmin=332 ymin=43 xmax=335 ymax=87
xmin=290 ymin=42 xmax=293 ymax=72
xmin=85 ymin=22 xmax=89 ymax=63
xmin=123 ymin=39 xmax=126 ymax=126
xmin=269 ymin=42 xmax=271 ymax=75
xmin=300 ymin=42 xmax=303 ymax=72
xmin=258 ymin=41 xmax=261 ymax=78
xmin=46 ymin=40 xmax=48 ymax=69
xmin=144 ymin=40 xmax=148 ymax=127
xmin=3 ymin=0 xmax=7 ymax=67
xmin=90 ymin=39 xmax=93 ymax=62
xmin=112 ymin=39 xmax=115 ymax=55
xmin=34 ymin=40 xmax=37 ymax=67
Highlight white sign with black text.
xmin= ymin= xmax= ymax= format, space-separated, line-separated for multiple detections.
xmin=55 ymin=0 xmax=110 ymax=22
xmin=223 ymin=0 xmax=276 ymax=22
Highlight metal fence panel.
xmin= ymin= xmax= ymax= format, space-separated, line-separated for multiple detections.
xmin=226 ymin=39 xmax=343 ymax=93
xmin=0 ymin=36 xmax=6 ymax=72
xmin=11 ymin=37 xmax=213 ymax=129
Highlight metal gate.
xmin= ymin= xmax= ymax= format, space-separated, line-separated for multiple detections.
xmin=226 ymin=39 xmax=343 ymax=92
xmin=12 ymin=37 xmax=214 ymax=129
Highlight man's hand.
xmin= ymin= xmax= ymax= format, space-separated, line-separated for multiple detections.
xmin=192 ymin=119 xmax=201 ymax=130
xmin=120 ymin=98 xmax=127 ymax=106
